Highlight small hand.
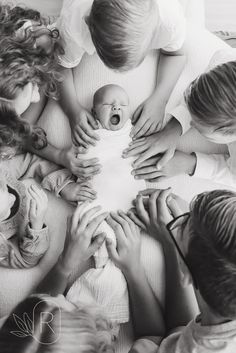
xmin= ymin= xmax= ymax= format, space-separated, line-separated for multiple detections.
xmin=129 ymin=189 xmax=173 ymax=242
xmin=131 ymin=94 xmax=165 ymax=139
xmin=60 ymin=181 xmax=97 ymax=202
xmin=123 ymin=118 xmax=182 ymax=169
xmin=60 ymin=203 xmax=108 ymax=274
xmin=132 ymin=151 xmax=196 ymax=183
xmin=60 ymin=146 xmax=101 ymax=180
xmin=70 ymin=107 xmax=100 ymax=147
xmin=28 ymin=184 xmax=48 ymax=230
xmin=106 ymin=210 xmax=141 ymax=276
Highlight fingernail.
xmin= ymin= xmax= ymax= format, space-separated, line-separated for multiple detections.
xmin=134 ymin=176 xmax=138 ymax=179
xmin=131 ymin=171 xmax=135 ymax=175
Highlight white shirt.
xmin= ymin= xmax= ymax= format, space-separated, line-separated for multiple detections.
xmin=56 ymin=0 xmax=186 ymax=68
xmin=169 ymin=48 xmax=236 ymax=188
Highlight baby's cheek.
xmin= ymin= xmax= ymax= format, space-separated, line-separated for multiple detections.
xmin=35 ymin=35 xmax=53 ymax=54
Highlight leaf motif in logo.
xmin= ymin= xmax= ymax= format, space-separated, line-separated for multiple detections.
xmin=13 ymin=314 xmax=29 ymax=334
xmin=23 ymin=313 xmax=33 ymax=334
xmin=10 ymin=331 xmax=29 ymax=338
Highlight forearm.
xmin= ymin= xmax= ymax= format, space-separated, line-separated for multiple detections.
xmin=58 ymin=68 xmax=82 ymax=121
xmin=37 ymin=259 xmax=70 ymax=296
xmin=154 ymin=51 xmax=186 ymax=104
xmin=27 ymin=143 xmax=65 ymax=167
xmin=21 ymin=92 xmax=47 ymax=125
xmin=160 ymin=230 xmax=198 ymax=331
xmin=125 ymin=266 xmax=165 ymax=337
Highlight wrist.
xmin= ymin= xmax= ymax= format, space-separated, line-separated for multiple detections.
xmin=123 ymin=263 xmax=145 ymax=282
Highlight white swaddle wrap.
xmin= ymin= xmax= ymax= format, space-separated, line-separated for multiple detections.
xmin=66 ymin=120 xmax=145 ymax=324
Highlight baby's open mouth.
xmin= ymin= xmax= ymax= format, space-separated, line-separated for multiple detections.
xmin=110 ymin=114 xmax=120 ymax=125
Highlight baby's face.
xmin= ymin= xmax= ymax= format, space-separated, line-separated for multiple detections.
xmin=0 ymin=184 xmax=16 ymax=221
xmin=93 ymin=85 xmax=130 ymax=131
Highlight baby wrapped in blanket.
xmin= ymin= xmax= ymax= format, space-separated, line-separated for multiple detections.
xmin=67 ymin=85 xmax=154 ymax=329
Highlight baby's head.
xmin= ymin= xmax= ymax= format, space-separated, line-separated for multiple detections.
xmin=87 ymin=0 xmax=157 ymax=71
xmin=185 ymin=61 xmax=236 ymax=144
xmin=0 ymin=178 xmax=16 ymax=222
xmin=92 ymin=84 xmax=130 ymax=131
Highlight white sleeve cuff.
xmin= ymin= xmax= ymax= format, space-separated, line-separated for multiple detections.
xmin=193 ymin=152 xmax=217 ymax=179
xmin=167 ymin=104 xmax=191 ymax=135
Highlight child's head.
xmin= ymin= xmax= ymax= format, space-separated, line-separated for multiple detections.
xmin=0 ymin=178 xmax=16 ymax=222
xmin=0 ymin=294 xmax=115 ymax=353
xmin=184 ymin=190 xmax=236 ymax=319
xmin=185 ymin=61 xmax=236 ymax=144
xmin=0 ymin=4 xmax=63 ymax=57
xmin=92 ymin=84 xmax=130 ymax=130
xmin=87 ymin=0 xmax=157 ymax=71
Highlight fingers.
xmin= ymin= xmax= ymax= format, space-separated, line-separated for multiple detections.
xmin=156 ymin=149 xmax=175 ymax=170
xmin=131 ymin=115 xmax=148 ymax=139
xmin=132 ymin=104 xmax=143 ymax=124
xmin=106 ymin=238 xmax=119 ymax=262
xmin=29 ymin=198 xmax=37 ymax=219
xmin=127 ymin=209 xmax=147 ymax=230
xmin=166 ymin=194 xmax=184 ymax=218
xmin=86 ymin=212 xmax=109 ymax=234
xmin=123 ymin=141 xmax=147 ymax=159
xmin=87 ymin=112 xmax=99 ymax=130
xmin=135 ymin=194 xmax=150 ymax=226
xmin=138 ymin=188 xmax=158 ymax=196
xmin=156 ymin=189 xmax=173 ymax=224
xmin=75 ymin=124 xmax=97 ymax=146
xmin=79 ymin=205 xmax=102 ymax=230
xmin=71 ymin=202 xmax=87 ymax=231
xmin=110 ymin=211 xmax=133 ymax=239
xmin=106 ymin=214 xmax=127 ymax=248
xmin=134 ymin=170 xmax=164 ymax=181
xmin=88 ymin=232 xmax=106 ymax=255
xmin=133 ymin=147 xmax=157 ymax=168
xmin=133 ymin=119 xmax=151 ymax=140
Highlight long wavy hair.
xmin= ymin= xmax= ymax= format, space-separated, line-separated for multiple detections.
xmin=0 ymin=3 xmax=64 ymax=98
xmin=0 ymin=295 xmax=115 ymax=353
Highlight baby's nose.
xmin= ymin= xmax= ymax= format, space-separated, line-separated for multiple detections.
xmin=112 ymin=105 xmax=121 ymax=111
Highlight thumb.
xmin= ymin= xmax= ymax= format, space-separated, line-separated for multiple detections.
xmin=156 ymin=149 xmax=174 ymax=170
xmin=106 ymin=238 xmax=119 ymax=262
xmin=87 ymin=112 xmax=99 ymax=129
xmin=89 ymin=232 xmax=106 ymax=254
xmin=167 ymin=195 xmax=183 ymax=218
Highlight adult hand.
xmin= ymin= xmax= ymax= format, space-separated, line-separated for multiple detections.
xmin=131 ymin=94 xmax=165 ymax=139
xmin=132 ymin=151 xmax=197 ymax=183
xmin=60 ymin=146 xmax=101 ymax=180
xmin=70 ymin=106 xmax=100 ymax=148
xmin=123 ymin=118 xmax=182 ymax=169
xmin=60 ymin=203 xmax=108 ymax=274
xmin=106 ymin=210 xmax=141 ymax=277
xmin=28 ymin=184 xmax=48 ymax=230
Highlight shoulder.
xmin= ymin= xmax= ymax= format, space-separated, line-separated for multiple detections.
xmin=56 ymin=0 xmax=95 ymax=67
xmin=151 ymin=0 xmax=186 ymax=51
xmin=209 ymin=48 xmax=236 ymax=69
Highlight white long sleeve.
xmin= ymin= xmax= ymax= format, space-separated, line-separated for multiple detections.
xmin=194 ymin=141 xmax=236 ymax=188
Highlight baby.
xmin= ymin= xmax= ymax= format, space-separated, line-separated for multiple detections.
xmin=67 ymin=85 xmax=149 ymax=330
xmin=0 ymin=168 xmax=48 ymax=269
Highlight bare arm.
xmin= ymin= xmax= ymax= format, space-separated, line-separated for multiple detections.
xmin=106 ymin=212 xmax=165 ymax=337
xmin=58 ymin=68 xmax=99 ymax=147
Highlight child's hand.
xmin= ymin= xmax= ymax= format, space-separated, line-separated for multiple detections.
xmin=60 ymin=203 xmax=108 ymax=274
xmin=132 ymin=151 xmax=197 ymax=183
xmin=131 ymin=94 xmax=165 ymax=139
xmin=60 ymin=146 xmax=101 ymax=180
xmin=123 ymin=118 xmax=182 ymax=169
xmin=106 ymin=210 xmax=141 ymax=277
xmin=70 ymin=107 xmax=100 ymax=148
xmin=60 ymin=181 xmax=97 ymax=202
xmin=128 ymin=189 xmax=173 ymax=242
xmin=28 ymin=184 xmax=48 ymax=230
